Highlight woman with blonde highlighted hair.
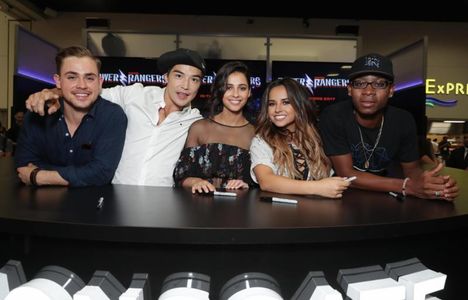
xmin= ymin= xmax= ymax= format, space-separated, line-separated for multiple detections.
xmin=250 ymin=78 xmax=350 ymax=198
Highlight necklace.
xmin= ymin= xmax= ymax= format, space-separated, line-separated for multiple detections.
xmin=357 ymin=116 xmax=384 ymax=169
xmin=210 ymin=118 xmax=250 ymax=128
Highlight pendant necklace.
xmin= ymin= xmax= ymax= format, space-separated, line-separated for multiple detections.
xmin=357 ymin=115 xmax=384 ymax=169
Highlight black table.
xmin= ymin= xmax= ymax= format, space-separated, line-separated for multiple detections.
xmin=1 ymin=157 xmax=467 ymax=298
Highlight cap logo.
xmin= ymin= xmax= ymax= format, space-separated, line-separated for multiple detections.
xmin=364 ymin=56 xmax=380 ymax=68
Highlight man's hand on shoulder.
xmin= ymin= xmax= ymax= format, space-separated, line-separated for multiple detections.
xmin=26 ymin=88 xmax=62 ymax=116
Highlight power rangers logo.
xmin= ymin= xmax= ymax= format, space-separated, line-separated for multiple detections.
xmin=292 ymin=74 xmax=349 ymax=94
xmin=100 ymin=70 xmax=166 ymax=86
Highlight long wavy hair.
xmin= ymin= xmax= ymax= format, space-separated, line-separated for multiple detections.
xmin=209 ymin=61 xmax=251 ymax=117
xmin=256 ymin=78 xmax=331 ymax=180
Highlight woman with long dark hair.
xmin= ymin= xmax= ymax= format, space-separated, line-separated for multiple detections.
xmin=173 ymin=61 xmax=255 ymax=193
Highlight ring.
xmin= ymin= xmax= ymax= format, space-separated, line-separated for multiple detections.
xmin=435 ymin=191 xmax=441 ymax=197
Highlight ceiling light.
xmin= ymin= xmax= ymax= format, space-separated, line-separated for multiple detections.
xmin=443 ymin=120 xmax=466 ymax=123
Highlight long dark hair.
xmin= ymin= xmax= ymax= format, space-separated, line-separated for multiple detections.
xmin=209 ymin=61 xmax=251 ymax=117
xmin=256 ymin=78 xmax=330 ymax=179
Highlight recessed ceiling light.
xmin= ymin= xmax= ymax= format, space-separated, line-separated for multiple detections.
xmin=443 ymin=120 xmax=466 ymax=123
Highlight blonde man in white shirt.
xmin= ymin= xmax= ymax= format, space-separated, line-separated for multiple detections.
xmin=25 ymin=48 xmax=206 ymax=186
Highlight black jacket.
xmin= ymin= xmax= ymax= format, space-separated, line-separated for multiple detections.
xmin=446 ymin=147 xmax=468 ymax=170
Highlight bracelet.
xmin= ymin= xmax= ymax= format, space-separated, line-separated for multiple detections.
xmin=402 ymin=177 xmax=410 ymax=197
xmin=30 ymin=167 xmax=41 ymax=186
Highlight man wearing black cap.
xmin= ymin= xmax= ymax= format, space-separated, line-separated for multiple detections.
xmin=319 ymin=53 xmax=459 ymax=201
xmin=25 ymin=48 xmax=205 ymax=186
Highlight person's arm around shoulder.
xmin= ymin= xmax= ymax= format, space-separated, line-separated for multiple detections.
xmin=26 ymin=88 xmax=62 ymax=116
xmin=25 ymin=83 xmax=140 ymax=116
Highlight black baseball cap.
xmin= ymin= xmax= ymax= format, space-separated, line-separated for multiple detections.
xmin=348 ymin=53 xmax=394 ymax=81
xmin=157 ymin=48 xmax=206 ymax=75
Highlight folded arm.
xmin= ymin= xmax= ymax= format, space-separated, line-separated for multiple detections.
xmin=17 ymin=163 xmax=69 ymax=186
xmin=15 ymin=109 xmax=127 ymax=187
xmin=330 ymin=153 xmax=458 ymax=201
xmin=253 ymin=164 xmax=349 ymax=198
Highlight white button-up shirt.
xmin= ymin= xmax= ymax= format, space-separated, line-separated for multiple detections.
xmin=101 ymin=83 xmax=202 ymax=186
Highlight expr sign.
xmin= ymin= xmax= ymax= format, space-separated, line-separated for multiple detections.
xmin=426 ymin=79 xmax=468 ymax=95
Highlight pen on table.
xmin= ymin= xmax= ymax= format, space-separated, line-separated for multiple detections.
xmin=213 ymin=190 xmax=237 ymax=197
xmin=273 ymin=197 xmax=298 ymax=204
xmin=96 ymin=197 xmax=104 ymax=209
xmin=261 ymin=197 xmax=298 ymax=205
xmin=388 ymin=192 xmax=404 ymax=202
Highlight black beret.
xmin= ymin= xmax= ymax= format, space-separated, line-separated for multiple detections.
xmin=157 ymin=48 xmax=206 ymax=75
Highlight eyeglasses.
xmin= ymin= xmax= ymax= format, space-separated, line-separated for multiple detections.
xmin=351 ymin=80 xmax=392 ymax=89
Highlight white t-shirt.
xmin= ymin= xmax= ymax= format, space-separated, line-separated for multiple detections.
xmin=250 ymin=135 xmax=330 ymax=183
xmin=249 ymin=135 xmax=288 ymax=183
xmin=101 ymin=83 xmax=202 ymax=186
